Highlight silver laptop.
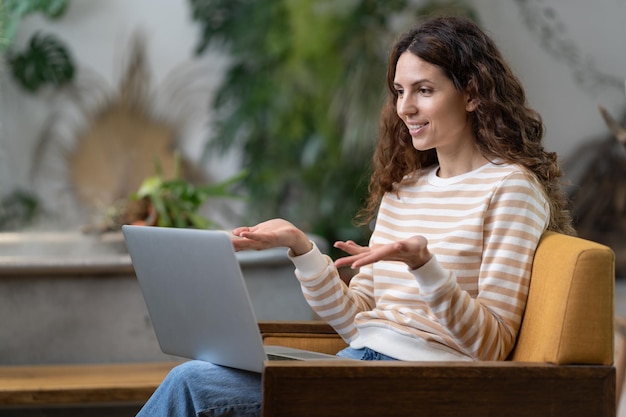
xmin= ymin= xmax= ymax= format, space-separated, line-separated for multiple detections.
xmin=122 ymin=225 xmax=342 ymax=373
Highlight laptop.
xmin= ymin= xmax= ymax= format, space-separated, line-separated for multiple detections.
xmin=122 ymin=225 xmax=343 ymax=373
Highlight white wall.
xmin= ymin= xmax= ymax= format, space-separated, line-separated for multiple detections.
xmin=1 ymin=0 xmax=624 ymax=224
xmin=473 ymin=0 xmax=626 ymax=161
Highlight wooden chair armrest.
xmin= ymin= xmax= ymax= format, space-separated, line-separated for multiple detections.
xmin=258 ymin=321 xmax=337 ymax=335
xmin=262 ymin=361 xmax=615 ymax=417
xmin=259 ymin=321 xmax=347 ymax=355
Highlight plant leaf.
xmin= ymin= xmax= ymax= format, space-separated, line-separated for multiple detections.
xmin=135 ymin=176 xmax=163 ymax=198
xmin=9 ymin=32 xmax=75 ymax=92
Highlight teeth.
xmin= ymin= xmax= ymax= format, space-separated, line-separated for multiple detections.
xmin=409 ymin=124 xmax=424 ymax=129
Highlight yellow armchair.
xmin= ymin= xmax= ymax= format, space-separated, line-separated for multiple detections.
xmin=259 ymin=232 xmax=616 ymax=417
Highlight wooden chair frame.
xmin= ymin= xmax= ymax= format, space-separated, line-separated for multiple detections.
xmin=259 ymin=322 xmax=614 ymax=417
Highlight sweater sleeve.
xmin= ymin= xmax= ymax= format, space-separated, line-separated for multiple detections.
xmin=413 ymin=171 xmax=549 ymax=360
xmin=289 ymin=244 xmax=376 ymax=342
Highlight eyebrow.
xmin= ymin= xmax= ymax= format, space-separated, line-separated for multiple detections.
xmin=393 ymin=79 xmax=432 ymax=88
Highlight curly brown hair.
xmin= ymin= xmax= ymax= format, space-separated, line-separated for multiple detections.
xmin=358 ymin=16 xmax=574 ymax=235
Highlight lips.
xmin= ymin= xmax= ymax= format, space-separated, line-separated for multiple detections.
xmin=407 ymin=122 xmax=428 ymax=135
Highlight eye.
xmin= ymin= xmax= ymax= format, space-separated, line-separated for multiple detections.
xmin=419 ymin=87 xmax=433 ymax=95
xmin=395 ymin=88 xmax=404 ymax=97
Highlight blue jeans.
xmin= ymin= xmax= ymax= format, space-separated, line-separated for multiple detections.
xmin=137 ymin=348 xmax=396 ymax=417
xmin=336 ymin=346 xmax=398 ymax=361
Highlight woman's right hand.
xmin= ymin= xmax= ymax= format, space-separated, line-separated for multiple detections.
xmin=231 ymin=219 xmax=313 ymax=256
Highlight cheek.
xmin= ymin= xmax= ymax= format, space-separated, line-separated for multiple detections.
xmin=438 ymin=100 xmax=468 ymax=124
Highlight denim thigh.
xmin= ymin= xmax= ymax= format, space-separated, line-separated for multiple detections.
xmin=137 ymin=360 xmax=262 ymax=417
xmin=336 ymin=346 xmax=398 ymax=361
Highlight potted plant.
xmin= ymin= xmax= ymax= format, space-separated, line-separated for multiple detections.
xmin=131 ymin=156 xmax=246 ymax=229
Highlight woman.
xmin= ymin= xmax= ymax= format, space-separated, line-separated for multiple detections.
xmin=137 ymin=15 xmax=574 ymax=417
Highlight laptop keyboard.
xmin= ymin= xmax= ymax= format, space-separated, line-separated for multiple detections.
xmin=266 ymin=354 xmax=299 ymax=361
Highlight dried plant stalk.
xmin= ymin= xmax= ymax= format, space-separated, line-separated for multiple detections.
xmin=569 ymin=106 xmax=626 ymax=276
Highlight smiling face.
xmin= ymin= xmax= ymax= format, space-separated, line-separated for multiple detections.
xmin=394 ymin=51 xmax=477 ymax=162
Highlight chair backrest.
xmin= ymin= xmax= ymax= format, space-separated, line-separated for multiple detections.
xmin=510 ymin=231 xmax=615 ymax=365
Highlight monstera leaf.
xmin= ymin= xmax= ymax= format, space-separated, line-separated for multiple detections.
xmin=8 ymin=32 xmax=75 ymax=92
xmin=1 ymin=0 xmax=69 ymax=52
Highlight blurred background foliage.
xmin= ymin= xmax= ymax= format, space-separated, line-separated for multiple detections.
xmin=0 ymin=0 xmax=74 ymax=230
xmin=0 ymin=0 xmax=68 ymax=50
xmin=1 ymin=0 xmax=74 ymax=93
xmin=189 ymin=0 xmax=477 ymax=248
xmin=0 ymin=0 xmax=477 ymax=237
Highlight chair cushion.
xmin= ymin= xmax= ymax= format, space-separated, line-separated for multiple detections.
xmin=510 ymin=232 xmax=615 ymax=365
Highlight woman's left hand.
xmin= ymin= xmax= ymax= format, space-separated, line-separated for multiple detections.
xmin=333 ymin=236 xmax=432 ymax=270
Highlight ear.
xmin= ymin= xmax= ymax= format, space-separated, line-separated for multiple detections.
xmin=465 ymin=92 xmax=478 ymax=112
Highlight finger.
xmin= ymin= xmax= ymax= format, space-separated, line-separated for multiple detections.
xmin=233 ymin=226 xmax=259 ymax=237
xmin=334 ymin=251 xmax=375 ymax=269
xmin=233 ymin=238 xmax=269 ymax=252
xmin=349 ymin=245 xmax=399 ymax=268
xmin=231 ymin=227 xmax=247 ymax=236
xmin=238 ymin=229 xmax=265 ymax=239
xmin=334 ymin=257 xmax=354 ymax=268
xmin=333 ymin=241 xmax=351 ymax=252
xmin=334 ymin=241 xmax=368 ymax=255
xmin=231 ymin=239 xmax=257 ymax=251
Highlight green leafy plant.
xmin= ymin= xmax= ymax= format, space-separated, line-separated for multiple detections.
xmin=1 ymin=0 xmax=75 ymax=92
xmin=133 ymin=158 xmax=246 ymax=229
xmin=189 ymin=0 xmax=476 ymax=248
xmin=0 ymin=189 xmax=39 ymax=231
xmin=8 ymin=32 xmax=74 ymax=92
xmin=1 ymin=0 xmax=67 ymax=49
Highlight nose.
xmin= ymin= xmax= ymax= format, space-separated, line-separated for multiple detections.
xmin=397 ymin=94 xmax=417 ymax=117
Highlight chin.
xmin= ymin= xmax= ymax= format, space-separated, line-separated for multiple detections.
xmin=411 ymin=139 xmax=433 ymax=152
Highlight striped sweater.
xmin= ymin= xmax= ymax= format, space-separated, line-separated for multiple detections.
xmin=290 ymin=162 xmax=549 ymax=361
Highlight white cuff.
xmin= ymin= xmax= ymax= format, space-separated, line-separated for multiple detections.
xmin=410 ymin=256 xmax=452 ymax=294
xmin=288 ymin=241 xmax=329 ymax=279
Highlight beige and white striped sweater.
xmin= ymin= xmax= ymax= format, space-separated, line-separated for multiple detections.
xmin=290 ymin=162 xmax=549 ymax=361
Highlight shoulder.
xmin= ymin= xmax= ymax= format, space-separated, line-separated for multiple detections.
xmin=456 ymin=162 xmax=548 ymax=211
xmin=480 ymin=161 xmax=532 ymax=180
xmin=484 ymin=163 xmax=550 ymax=232
xmin=487 ymin=163 xmax=549 ymax=215
xmin=481 ymin=162 xmax=542 ymax=191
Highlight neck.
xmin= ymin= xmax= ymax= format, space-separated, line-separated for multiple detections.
xmin=436 ymin=150 xmax=489 ymax=178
